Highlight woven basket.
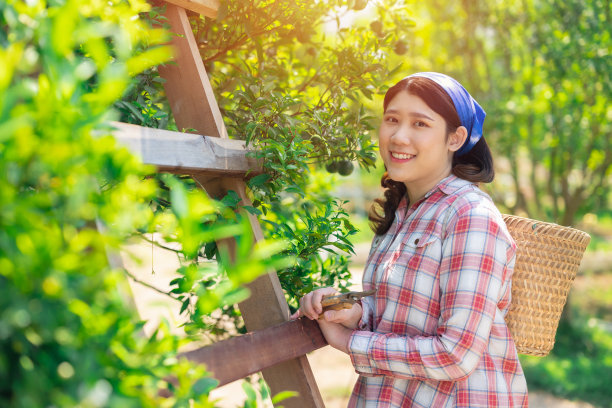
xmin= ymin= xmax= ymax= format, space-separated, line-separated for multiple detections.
xmin=502 ymin=214 xmax=591 ymax=356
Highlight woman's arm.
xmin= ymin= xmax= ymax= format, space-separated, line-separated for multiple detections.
xmin=347 ymin=204 xmax=514 ymax=381
xmin=290 ymin=287 xmax=371 ymax=328
xmin=291 ymin=288 xmax=376 ymax=352
xmin=315 ymin=295 xmax=376 ymax=352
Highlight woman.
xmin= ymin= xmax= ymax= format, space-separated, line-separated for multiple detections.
xmin=292 ymin=72 xmax=529 ymax=407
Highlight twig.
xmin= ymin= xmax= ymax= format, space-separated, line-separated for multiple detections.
xmin=138 ymin=234 xmax=183 ymax=254
xmin=123 ymin=268 xmax=182 ymax=303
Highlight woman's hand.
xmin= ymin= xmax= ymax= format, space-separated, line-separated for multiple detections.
xmin=290 ymin=287 xmax=363 ymax=329
xmin=289 ymin=287 xmax=359 ymax=354
xmin=317 ymin=319 xmax=353 ymax=353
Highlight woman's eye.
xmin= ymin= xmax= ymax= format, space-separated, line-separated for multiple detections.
xmin=384 ymin=116 xmax=398 ymax=123
xmin=414 ymin=121 xmax=427 ymax=127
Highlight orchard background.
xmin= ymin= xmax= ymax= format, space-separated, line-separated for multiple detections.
xmin=1 ymin=0 xmax=611 ymax=407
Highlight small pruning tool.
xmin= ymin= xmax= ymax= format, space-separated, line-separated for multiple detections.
xmin=319 ymin=289 xmax=376 ymax=320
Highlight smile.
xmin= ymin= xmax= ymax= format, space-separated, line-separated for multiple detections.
xmin=391 ymin=152 xmax=415 ymax=160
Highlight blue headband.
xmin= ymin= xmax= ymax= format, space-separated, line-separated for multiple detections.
xmin=404 ymin=72 xmax=485 ymax=156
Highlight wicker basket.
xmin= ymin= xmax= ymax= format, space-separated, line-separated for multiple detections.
xmin=502 ymin=214 xmax=591 ymax=356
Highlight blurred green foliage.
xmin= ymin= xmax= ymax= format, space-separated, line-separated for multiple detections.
xmin=520 ymin=317 xmax=612 ymax=407
xmin=6 ymin=0 xmax=604 ymax=404
xmin=390 ymin=0 xmax=612 ymax=226
xmin=0 ymin=0 xmax=288 ymax=406
xmin=240 ymin=377 xmax=297 ymax=408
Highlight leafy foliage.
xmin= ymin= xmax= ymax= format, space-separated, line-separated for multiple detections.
xmin=520 ymin=317 xmax=612 ymax=407
xmin=482 ymin=0 xmax=612 ymax=225
xmin=0 ymin=1 xmax=287 ymax=406
xmin=117 ymin=0 xmax=417 ymax=311
xmin=402 ymin=0 xmax=612 ymax=225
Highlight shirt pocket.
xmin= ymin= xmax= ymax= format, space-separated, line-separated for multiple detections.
xmin=393 ymin=231 xmax=441 ymax=281
xmin=404 ymin=230 xmax=439 ymax=259
xmin=374 ymin=231 xmax=440 ymax=293
xmin=404 ymin=232 xmax=438 ymax=250
xmin=380 ymin=232 xmax=442 ymax=333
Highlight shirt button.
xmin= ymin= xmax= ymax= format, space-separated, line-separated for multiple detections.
xmin=414 ymin=238 xmax=420 ymax=245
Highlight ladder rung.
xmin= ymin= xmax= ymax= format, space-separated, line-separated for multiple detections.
xmin=109 ymin=122 xmax=261 ymax=176
xmin=180 ymin=318 xmax=327 ymax=386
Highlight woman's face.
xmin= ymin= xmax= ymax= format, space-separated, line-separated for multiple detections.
xmin=379 ymin=91 xmax=464 ymax=202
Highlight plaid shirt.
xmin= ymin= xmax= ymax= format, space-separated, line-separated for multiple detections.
xmin=348 ymin=175 xmax=528 ymax=407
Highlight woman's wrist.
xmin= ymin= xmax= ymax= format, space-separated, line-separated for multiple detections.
xmin=341 ymin=302 xmax=363 ymax=330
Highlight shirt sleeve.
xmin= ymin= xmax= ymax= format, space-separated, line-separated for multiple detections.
xmin=348 ymin=203 xmax=514 ymax=381
xmin=357 ymin=295 xmax=375 ymax=331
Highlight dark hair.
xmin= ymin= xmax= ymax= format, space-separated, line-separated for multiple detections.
xmin=369 ymin=76 xmax=495 ymax=235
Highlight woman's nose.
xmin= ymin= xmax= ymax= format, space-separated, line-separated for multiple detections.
xmin=390 ymin=123 xmax=412 ymax=144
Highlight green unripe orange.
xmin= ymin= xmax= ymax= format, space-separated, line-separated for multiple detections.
xmin=337 ymin=160 xmax=354 ymax=176
xmin=325 ymin=161 xmax=339 ymax=173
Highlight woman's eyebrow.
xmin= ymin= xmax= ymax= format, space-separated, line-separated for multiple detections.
xmin=385 ymin=109 xmax=435 ymax=121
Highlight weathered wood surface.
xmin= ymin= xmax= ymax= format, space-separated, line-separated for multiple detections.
xmin=195 ymin=176 xmax=326 ymax=408
xmin=155 ymin=4 xmax=327 ymax=406
xmin=181 ymin=318 xmax=327 ymax=387
xmin=195 ymin=177 xmax=294 ymax=331
xmin=158 ymin=4 xmax=228 ymax=139
xmin=110 ymin=122 xmax=261 ymax=175
xmin=163 ymin=0 xmax=219 ymax=18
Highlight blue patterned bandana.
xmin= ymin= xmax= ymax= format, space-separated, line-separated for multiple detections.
xmin=404 ymin=72 xmax=485 ymax=156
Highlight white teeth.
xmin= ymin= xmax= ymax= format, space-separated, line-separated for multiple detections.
xmin=391 ymin=152 xmax=414 ymax=159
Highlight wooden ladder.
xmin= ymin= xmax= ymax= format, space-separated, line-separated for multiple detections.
xmin=112 ymin=2 xmax=329 ymax=407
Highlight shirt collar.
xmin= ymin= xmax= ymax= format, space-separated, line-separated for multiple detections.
xmin=424 ymin=174 xmax=472 ymax=198
xmin=396 ymin=175 xmax=474 ymax=216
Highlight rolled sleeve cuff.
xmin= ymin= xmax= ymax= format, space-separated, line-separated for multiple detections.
xmin=348 ymin=330 xmax=379 ymax=376
xmin=357 ymin=298 xmax=373 ymax=331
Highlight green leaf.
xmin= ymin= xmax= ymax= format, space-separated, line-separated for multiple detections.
xmin=180 ymin=298 xmax=190 ymax=314
xmin=192 ymin=377 xmax=219 ymax=395
xmin=241 ymin=380 xmax=257 ymax=402
xmin=242 ymin=205 xmax=262 ymax=216
xmin=220 ymin=286 xmax=251 ymax=306
xmin=258 ymin=378 xmax=271 ymax=400
xmin=164 ymin=176 xmax=188 ymax=219
xmin=221 ymin=190 xmax=241 ymax=207
xmin=271 ymin=390 xmax=299 ymax=404
xmin=248 ymin=173 xmax=271 ymax=188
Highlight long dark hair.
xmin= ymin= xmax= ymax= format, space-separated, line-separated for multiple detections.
xmin=369 ymin=76 xmax=495 ymax=235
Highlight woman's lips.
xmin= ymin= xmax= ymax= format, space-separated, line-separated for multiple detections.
xmin=390 ymin=151 xmax=415 ymax=162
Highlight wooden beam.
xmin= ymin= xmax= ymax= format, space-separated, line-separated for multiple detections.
xmin=181 ymin=318 xmax=326 ymax=387
xmin=157 ymin=4 xmax=327 ymax=406
xmin=195 ymin=176 xmax=326 ymax=408
xmin=110 ymin=122 xmax=261 ymax=176
xmin=158 ymin=4 xmax=228 ymax=138
xmin=163 ymin=0 xmax=219 ymax=18
xmin=197 ymin=177 xmax=293 ymax=328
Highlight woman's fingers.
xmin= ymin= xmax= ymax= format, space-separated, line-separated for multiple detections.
xmin=322 ymin=307 xmax=350 ymax=323
xmin=316 ymin=287 xmax=341 ymax=316
xmin=297 ymin=287 xmax=338 ymax=320
xmin=322 ymin=303 xmax=363 ymax=329
xmin=311 ymin=287 xmax=337 ymax=314
xmin=301 ymin=291 xmax=318 ymax=320
xmin=322 ymin=310 xmax=337 ymax=321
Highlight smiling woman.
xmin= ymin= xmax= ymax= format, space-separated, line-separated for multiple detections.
xmin=294 ymin=72 xmax=528 ymax=408
xmin=379 ymin=91 xmax=465 ymax=203
xmin=371 ymin=74 xmax=495 ymax=235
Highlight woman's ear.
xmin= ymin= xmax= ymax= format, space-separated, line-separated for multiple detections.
xmin=448 ymin=126 xmax=468 ymax=152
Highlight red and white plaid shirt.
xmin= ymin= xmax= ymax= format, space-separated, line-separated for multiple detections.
xmin=348 ymin=175 xmax=528 ymax=407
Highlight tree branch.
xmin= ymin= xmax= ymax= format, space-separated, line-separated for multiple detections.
xmin=123 ymin=268 xmax=182 ymax=303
